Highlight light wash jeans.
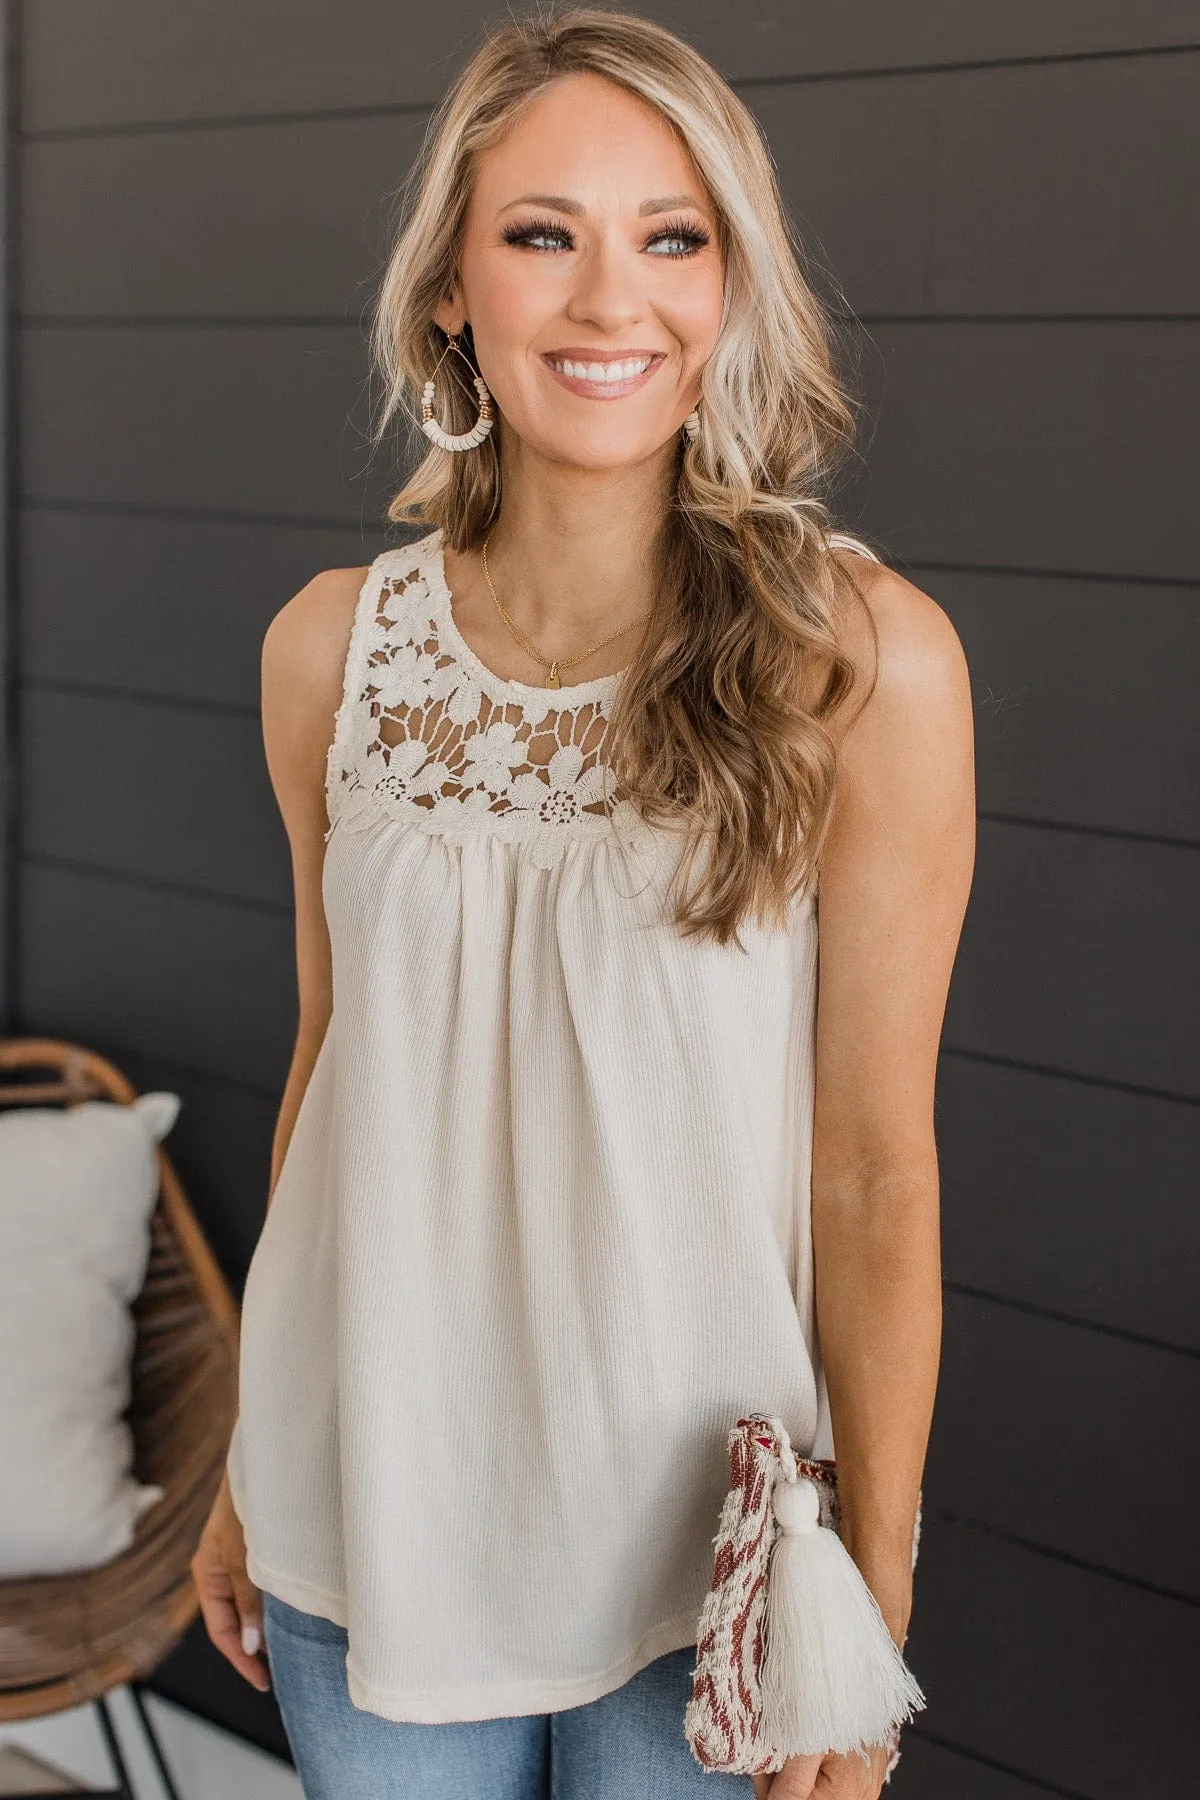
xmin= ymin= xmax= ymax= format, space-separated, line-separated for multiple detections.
xmin=262 ymin=1590 xmax=756 ymax=1799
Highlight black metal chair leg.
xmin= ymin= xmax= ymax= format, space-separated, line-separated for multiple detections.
xmin=128 ymin=1684 xmax=184 ymax=1800
xmin=94 ymin=1694 xmax=136 ymax=1798
xmin=0 ymin=1687 xmax=184 ymax=1800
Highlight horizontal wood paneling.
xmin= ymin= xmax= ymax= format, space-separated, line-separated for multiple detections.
xmin=23 ymin=323 xmax=1200 ymax=583
xmin=14 ymin=4 xmax=1198 ymax=1782
xmin=928 ymin=52 xmax=1200 ymax=314
xmin=20 ymin=113 xmax=425 ymax=318
xmin=752 ymin=78 xmax=937 ymax=317
xmin=842 ymin=321 xmax=1200 ymax=578
xmin=19 ymin=324 xmax=396 ymax=523
xmin=936 ymin=1055 xmax=1200 ymax=1350
xmin=905 ymin=1518 xmax=1200 ymax=1794
xmin=946 ymin=820 xmax=1200 ymax=1098
xmin=21 ymin=689 xmax=291 ymax=905
xmin=920 ymin=567 xmax=1200 ymax=844
xmin=23 ymin=2 xmax=1200 ymax=131
xmin=18 ymin=862 xmax=296 ymax=1090
xmin=24 ymin=53 xmax=1199 ymax=323
xmin=928 ymin=1289 xmax=1200 ymax=1596
xmin=19 ymin=508 xmax=386 ymax=707
xmin=894 ymin=1732 xmax=1064 ymax=1799
xmin=763 ymin=50 xmax=1200 ymax=317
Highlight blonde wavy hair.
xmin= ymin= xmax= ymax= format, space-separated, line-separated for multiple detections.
xmin=368 ymin=4 xmax=879 ymax=946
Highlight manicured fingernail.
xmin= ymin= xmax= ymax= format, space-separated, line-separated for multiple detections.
xmin=242 ymin=1624 xmax=262 ymax=1656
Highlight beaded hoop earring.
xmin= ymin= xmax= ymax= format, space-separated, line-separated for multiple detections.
xmin=682 ymin=405 xmax=701 ymax=441
xmin=421 ymin=330 xmax=494 ymax=453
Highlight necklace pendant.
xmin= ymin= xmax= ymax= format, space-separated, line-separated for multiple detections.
xmin=547 ymin=662 xmax=561 ymax=689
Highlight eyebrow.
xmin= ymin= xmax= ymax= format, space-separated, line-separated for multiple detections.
xmin=499 ymin=191 xmax=708 ymax=217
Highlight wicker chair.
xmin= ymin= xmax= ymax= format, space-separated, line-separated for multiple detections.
xmin=0 ymin=1039 xmax=240 ymax=1798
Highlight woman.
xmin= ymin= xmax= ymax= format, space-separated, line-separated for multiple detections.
xmin=191 ymin=9 xmax=975 ymax=1798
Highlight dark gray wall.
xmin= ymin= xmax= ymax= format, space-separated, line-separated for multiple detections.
xmin=7 ymin=3 xmax=1198 ymax=1787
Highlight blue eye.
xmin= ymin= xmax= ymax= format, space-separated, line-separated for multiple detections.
xmin=500 ymin=214 xmax=712 ymax=259
xmin=646 ymin=223 xmax=711 ymax=259
xmin=647 ymin=214 xmax=712 ymax=257
xmin=501 ymin=217 xmax=574 ymax=253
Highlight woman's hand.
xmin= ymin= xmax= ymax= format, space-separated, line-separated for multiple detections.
xmin=748 ymin=1562 xmax=912 ymax=1798
xmin=752 ymin=1740 xmax=893 ymax=1799
xmin=190 ymin=1471 xmax=270 ymax=1692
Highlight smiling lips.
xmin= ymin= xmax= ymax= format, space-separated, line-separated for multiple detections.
xmin=541 ymin=350 xmax=665 ymax=397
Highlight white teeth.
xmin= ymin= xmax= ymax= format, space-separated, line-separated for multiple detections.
xmin=550 ymin=356 xmax=653 ymax=383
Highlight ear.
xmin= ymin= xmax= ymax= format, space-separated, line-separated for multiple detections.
xmin=432 ymin=282 xmax=466 ymax=338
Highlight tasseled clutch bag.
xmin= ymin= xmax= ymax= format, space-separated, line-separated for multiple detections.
xmin=684 ymin=1414 xmax=926 ymax=1779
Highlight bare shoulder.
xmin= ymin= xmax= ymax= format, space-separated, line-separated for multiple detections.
xmin=259 ymin=566 xmax=372 ymax=831
xmin=261 ymin=564 xmax=372 ymax=708
xmin=828 ymin=550 xmax=972 ymax=749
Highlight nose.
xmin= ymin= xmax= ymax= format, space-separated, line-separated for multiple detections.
xmin=563 ymin=229 xmax=646 ymax=335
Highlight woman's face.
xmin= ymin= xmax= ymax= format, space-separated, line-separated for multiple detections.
xmin=442 ymin=71 xmax=725 ymax=473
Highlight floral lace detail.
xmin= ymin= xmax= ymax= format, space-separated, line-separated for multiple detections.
xmin=325 ymin=529 xmax=660 ymax=872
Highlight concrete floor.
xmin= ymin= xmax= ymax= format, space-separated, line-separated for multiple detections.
xmin=0 ymin=1692 xmax=301 ymax=1800
xmin=0 ymin=1744 xmax=81 ymax=1794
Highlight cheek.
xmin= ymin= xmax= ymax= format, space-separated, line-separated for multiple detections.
xmin=468 ymin=254 xmax=558 ymax=354
xmin=661 ymin=275 xmax=725 ymax=369
xmin=464 ymin=262 xmax=561 ymax=416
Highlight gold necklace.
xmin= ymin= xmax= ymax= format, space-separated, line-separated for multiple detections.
xmin=480 ymin=533 xmax=649 ymax=689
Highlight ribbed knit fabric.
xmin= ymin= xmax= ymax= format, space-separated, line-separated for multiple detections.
xmin=226 ymin=525 xmax=880 ymax=1724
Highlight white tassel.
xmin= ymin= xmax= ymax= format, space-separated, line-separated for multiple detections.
xmin=758 ymin=1471 xmax=927 ymax=1761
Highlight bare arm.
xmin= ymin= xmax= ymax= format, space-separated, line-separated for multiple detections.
xmin=810 ymin=556 xmax=976 ymax=1645
xmin=259 ymin=564 xmax=369 ymax=1203
xmin=195 ymin=563 xmax=367 ymax=1690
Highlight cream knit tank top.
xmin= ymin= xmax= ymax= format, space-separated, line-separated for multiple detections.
xmin=226 ymin=525 xmax=880 ymax=1723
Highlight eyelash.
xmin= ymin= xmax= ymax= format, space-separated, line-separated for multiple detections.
xmin=500 ymin=214 xmax=711 ymax=259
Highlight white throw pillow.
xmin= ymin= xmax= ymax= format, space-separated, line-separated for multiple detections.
xmin=0 ymin=1090 xmax=182 ymax=1577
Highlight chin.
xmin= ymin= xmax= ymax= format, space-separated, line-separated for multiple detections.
xmin=538 ymin=424 xmax=677 ymax=472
